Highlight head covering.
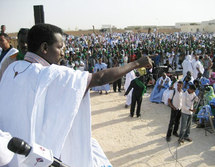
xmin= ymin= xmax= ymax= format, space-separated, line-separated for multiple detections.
xmin=204 ymin=86 xmax=215 ymax=105
xmin=209 ymin=98 xmax=215 ymax=106
xmin=137 ymin=67 xmax=147 ymax=76
xmin=186 ymin=55 xmax=192 ymax=61
xmin=201 ymin=77 xmax=210 ymax=86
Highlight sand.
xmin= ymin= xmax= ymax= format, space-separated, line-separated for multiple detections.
xmin=91 ymin=87 xmax=215 ymax=167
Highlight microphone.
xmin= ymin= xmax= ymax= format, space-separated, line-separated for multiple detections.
xmin=7 ymin=137 xmax=69 ymax=167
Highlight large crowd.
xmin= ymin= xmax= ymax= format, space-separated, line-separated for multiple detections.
xmin=62 ymin=32 xmax=215 ymax=72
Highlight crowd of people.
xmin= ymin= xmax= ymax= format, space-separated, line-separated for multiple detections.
xmin=149 ymin=51 xmax=215 ymax=143
xmin=0 ymin=23 xmax=215 ymax=166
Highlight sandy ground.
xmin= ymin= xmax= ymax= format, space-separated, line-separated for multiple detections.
xmin=91 ymin=87 xmax=215 ymax=167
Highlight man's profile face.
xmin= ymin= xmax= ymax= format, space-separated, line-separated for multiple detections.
xmin=46 ymin=33 xmax=65 ymax=65
xmin=18 ymin=34 xmax=28 ymax=55
xmin=1 ymin=25 xmax=6 ymax=32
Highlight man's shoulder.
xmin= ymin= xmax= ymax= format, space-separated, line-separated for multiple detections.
xmin=131 ymin=78 xmax=137 ymax=83
xmin=101 ymin=62 xmax=107 ymax=66
xmin=10 ymin=47 xmax=18 ymax=52
xmin=169 ymin=89 xmax=174 ymax=96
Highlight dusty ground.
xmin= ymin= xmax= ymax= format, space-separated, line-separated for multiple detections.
xmin=91 ymin=87 xmax=215 ymax=167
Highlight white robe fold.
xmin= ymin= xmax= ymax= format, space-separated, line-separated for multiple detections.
xmin=0 ymin=130 xmax=14 ymax=166
xmin=0 ymin=47 xmax=18 ymax=70
xmin=0 ymin=61 xmax=112 ymax=167
xmin=124 ymin=70 xmax=136 ymax=105
xmin=193 ymin=60 xmax=204 ymax=79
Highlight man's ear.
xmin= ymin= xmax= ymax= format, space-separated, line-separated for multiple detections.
xmin=40 ymin=42 xmax=48 ymax=54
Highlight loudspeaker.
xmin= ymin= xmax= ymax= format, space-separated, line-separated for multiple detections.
xmin=34 ymin=5 xmax=45 ymax=24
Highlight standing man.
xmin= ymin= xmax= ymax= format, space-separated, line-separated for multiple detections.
xmin=166 ymin=81 xmax=183 ymax=142
xmin=182 ymin=55 xmax=192 ymax=78
xmin=124 ymin=71 xmax=147 ymax=118
xmin=0 ymin=33 xmax=18 ymax=80
xmin=112 ymin=57 xmax=122 ymax=92
xmin=0 ymin=23 xmax=153 ymax=167
xmin=202 ymin=54 xmax=213 ymax=78
xmin=192 ymin=55 xmax=204 ymax=79
xmin=178 ymin=84 xmax=198 ymax=144
xmin=0 ymin=25 xmax=6 ymax=34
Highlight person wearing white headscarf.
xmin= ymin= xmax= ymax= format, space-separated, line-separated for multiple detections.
xmin=182 ymin=55 xmax=192 ymax=77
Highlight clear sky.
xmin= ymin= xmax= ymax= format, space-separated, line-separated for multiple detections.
xmin=1 ymin=0 xmax=215 ymax=33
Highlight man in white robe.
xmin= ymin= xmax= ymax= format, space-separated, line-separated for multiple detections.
xmin=0 ymin=33 xmax=18 ymax=80
xmin=182 ymin=55 xmax=192 ymax=77
xmin=192 ymin=55 xmax=204 ymax=79
xmin=0 ymin=24 xmax=152 ymax=167
xmin=150 ymin=73 xmax=171 ymax=103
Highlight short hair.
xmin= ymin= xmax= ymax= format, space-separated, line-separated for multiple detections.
xmin=178 ymin=81 xmax=183 ymax=85
xmin=17 ymin=28 xmax=29 ymax=38
xmin=189 ymin=84 xmax=196 ymax=91
xmin=187 ymin=71 xmax=191 ymax=75
xmin=193 ymin=79 xmax=200 ymax=85
xmin=27 ymin=23 xmax=63 ymax=52
xmin=186 ymin=76 xmax=191 ymax=81
xmin=1 ymin=25 xmax=5 ymax=29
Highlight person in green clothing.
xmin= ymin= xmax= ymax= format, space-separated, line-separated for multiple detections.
xmin=17 ymin=28 xmax=29 ymax=60
xmin=124 ymin=69 xmax=147 ymax=118
xmin=203 ymin=86 xmax=215 ymax=106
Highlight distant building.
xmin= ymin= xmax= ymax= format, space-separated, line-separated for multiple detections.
xmin=125 ymin=25 xmax=156 ymax=31
xmin=100 ymin=25 xmax=115 ymax=33
xmin=201 ymin=19 xmax=215 ymax=33
xmin=176 ymin=19 xmax=215 ymax=33
xmin=124 ymin=25 xmax=179 ymax=33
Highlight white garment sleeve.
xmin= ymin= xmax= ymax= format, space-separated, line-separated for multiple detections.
xmin=168 ymin=90 xmax=174 ymax=100
xmin=0 ymin=130 xmax=14 ymax=166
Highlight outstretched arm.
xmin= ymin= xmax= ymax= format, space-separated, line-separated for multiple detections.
xmin=124 ymin=82 xmax=133 ymax=96
xmin=88 ymin=56 xmax=152 ymax=88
